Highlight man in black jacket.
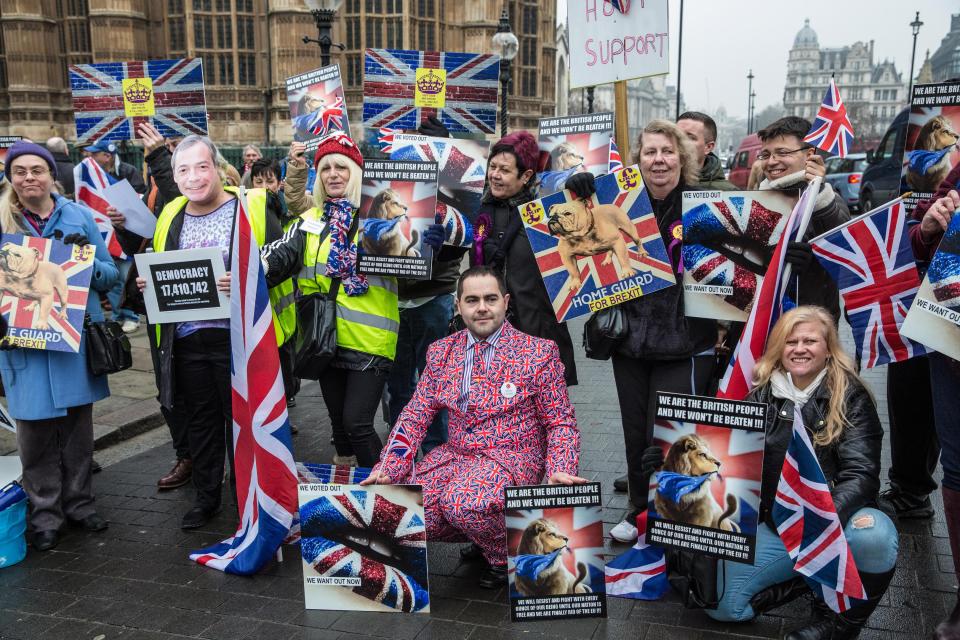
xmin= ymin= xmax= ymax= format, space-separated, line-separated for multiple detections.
xmin=676 ymin=111 xmax=736 ymax=191
xmin=45 ymin=137 xmax=75 ymax=199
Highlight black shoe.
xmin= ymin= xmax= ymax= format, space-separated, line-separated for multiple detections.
xmin=181 ymin=504 xmax=222 ymax=529
xmin=785 ymin=568 xmax=895 ymax=640
xmin=477 ymin=563 xmax=507 ymax=589
xmin=613 ymin=474 xmax=628 ymax=493
xmin=459 ymin=543 xmax=485 ymax=562
xmin=91 ymin=459 xmax=102 ymax=474
xmin=748 ymin=576 xmax=809 ymax=616
xmin=286 ymin=397 xmax=297 ymax=409
xmin=878 ymin=487 xmax=934 ymax=519
xmin=69 ymin=513 xmax=108 ymax=532
xmin=32 ymin=530 xmax=59 ymax=552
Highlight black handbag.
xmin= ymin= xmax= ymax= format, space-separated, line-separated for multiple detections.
xmin=582 ymin=304 xmax=627 ymax=360
xmin=84 ymin=316 xmax=133 ymax=376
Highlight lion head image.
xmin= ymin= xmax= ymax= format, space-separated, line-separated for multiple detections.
xmin=663 ymin=434 xmax=722 ymax=477
xmin=916 ymin=115 xmax=960 ymax=152
xmin=517 ymin=518 xmax=569 ymax=556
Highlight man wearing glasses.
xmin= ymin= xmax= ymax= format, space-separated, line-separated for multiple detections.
xmin=757 ymin=116 xmax=850 ymax=323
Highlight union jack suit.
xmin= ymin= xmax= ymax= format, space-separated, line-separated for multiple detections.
xmin=375 ymin=321 xmax=580 ymax=566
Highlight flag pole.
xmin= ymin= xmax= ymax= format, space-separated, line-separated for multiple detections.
xmin=779 ymin=176 xmax=822 ymax=291
xmin=614 ymin=81 xmax=630 ymax=162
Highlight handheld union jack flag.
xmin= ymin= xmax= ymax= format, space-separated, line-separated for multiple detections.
xmin=363 ymin=49 xmax=500 ymax=134
xmin=609 ymin=140 xmax=624 ymax=173
xmin=189 ymin=192 xmax=297 ymax=575
xmin=773 ymin=405 xmax=867 ymax=613
xmin=70 ymin=58 xmax=207 ymax=144
xmin=73 ymin=158 xmax=127 ymax=260
xmin=803 ymin=79 xmax=855 ymax=158
xmin=810 ymin=200 xmax=925 ymax=368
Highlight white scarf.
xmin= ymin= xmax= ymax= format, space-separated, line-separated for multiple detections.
xmin=769 ymin=368 xmax=828 ymax=408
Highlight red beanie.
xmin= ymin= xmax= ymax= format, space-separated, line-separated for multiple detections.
xmin=493 ymin=131 xmax=538 ymax=173
xmin=313 ymin=132 xmax=364 ymax=170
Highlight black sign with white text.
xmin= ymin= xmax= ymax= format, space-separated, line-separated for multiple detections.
xmin=149 ymin=259 xmax=219 ymax=312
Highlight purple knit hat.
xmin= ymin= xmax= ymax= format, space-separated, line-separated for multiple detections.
xmin=4 ymin=141 xmax=57 ymax=179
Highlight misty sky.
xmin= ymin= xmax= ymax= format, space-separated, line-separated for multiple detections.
xmin=558 ymin=0 xmax=957 ymax=119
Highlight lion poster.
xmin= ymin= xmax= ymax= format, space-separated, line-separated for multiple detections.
xmin=900 ymin=81 xmax=960 ymax=211
xmin=286 ymin=64 xmax=349 ymax=152
xmin=357 ymin=160 xmax=439 ymax=280
xmin=537 ymin=112 xmax=615 ymax=196
xmin=504 ymin=483 xmax=606 ymax=621
xmin=646 ymin=392 xmax=767 ymax=565
xmin=0 ymin=233 xmax=96 ymax=353
xmin=519 ymin=165 xmax=676 ymax=323
xmin=681 ymin=190 xmax=797 ymax=321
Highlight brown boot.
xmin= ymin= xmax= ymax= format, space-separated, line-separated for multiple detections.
xmin=935 ymin=487 xmax=960 ymax=639
xmin=157 ymin=458 xmax=192 ymax=490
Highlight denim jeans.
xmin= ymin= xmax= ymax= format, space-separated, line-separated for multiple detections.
xmin=930 ymin=353 xmax=960 ymax=492
xmin=387 ymin=294 xmax=454 ymax=454
xmin=707 ymin=508 xmax=898 ymax=622
xmin=106 ymin=257 xmax=138 ymax=323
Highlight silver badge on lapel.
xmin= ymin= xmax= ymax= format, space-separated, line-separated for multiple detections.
xmin=500 ymin=382 xmax=517 ymax=398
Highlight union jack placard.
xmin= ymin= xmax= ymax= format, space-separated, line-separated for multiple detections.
xmin=363 ymin=48 xmax=500 ymax=134
xmin=0 ymin=234 xmax=96 ymax=353
xmin=521 ymin=165 xmax=675 ymax=322
xmin=286 ymin=64 xmax=350 ymax=152
xmin=70 ymin=58 xmax=207 ymax=145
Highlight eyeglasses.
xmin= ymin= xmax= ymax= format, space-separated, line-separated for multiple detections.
xmin=10 ymin=167 xmax=50 ymax=178
xmin=757 ymin=147 xmax=807 ymax=161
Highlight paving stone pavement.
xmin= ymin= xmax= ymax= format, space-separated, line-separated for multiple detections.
xmin=0 ymin=318 xmax=948 ymax=639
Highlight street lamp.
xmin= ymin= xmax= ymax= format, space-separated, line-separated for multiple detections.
xmin=908 ymin=11 xmax=924 ymax=98
xmin=302 ymin=0 xmax=345 ymax=68
xmin=491 ymin=8 xmax=518 ymax=137
xmin=746 ymin=69 xmax=754 ymax=134
xmin=750 ymin=91 xmax=757 ymax=133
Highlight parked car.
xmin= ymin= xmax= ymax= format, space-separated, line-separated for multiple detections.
xmin=824 ymin=153 xmax=868 ymax=212
xmin=728 ymin=134 xmax=762 ymax=189
xmin=860 ymin=108 xmax=909 ymax=212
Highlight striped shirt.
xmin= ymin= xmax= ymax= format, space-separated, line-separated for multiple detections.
xmin=458 ymin=324 xmax=504 ymax=412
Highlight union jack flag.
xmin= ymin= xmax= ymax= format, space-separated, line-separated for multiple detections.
xmin=810 ymin=200 xmax=926 ymax=368
xmin=604 ymin=511 xmax=668 ymax=600
xmin=301 ymin=96 xmax=345 ymax=137
xmin=0 ymin=234 xmax=95 ymax=353
xmin=363 ymin=49 xmax=500 ymax=134
xmin=73 ymin=158 xmax=127 ymax=260
xmin=283 ymin=463 xmax=372 ymax=544
xmin=189 ymin=192 xmax=297 ymax=576
xmin=69 ymin=58 xmax=207 ymax=145
xmin=803 ymin=79 xmax=854 ymax=158
xmin=378 ymin=128 xmax=397 ymax=153
xmin=609 ymin=140 xmax=624 ymax=173
xmin=773 ymin=405 xmax=867 ymax=613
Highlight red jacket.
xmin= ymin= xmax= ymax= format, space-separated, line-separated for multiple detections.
xmin=911 ymin=163 xmax=960 ymax=261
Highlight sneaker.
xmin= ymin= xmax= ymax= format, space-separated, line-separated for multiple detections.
xmin=610 ymin=519 xmax=639 ymax=543
xmin=121 ymin=319 xmax=140 ymax=334
xmin=878 ymin=487 xmax=934 ymax=519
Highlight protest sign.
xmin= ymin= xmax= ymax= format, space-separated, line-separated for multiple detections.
xmin=102 ymin=180 xmax=157 ymax=239
xmin=900 ymin=80 xmax=960 ymax=211
xmin=388 ymin=134 xmax=489 ymax=246
xmin=362 ymin=48 xmax=500 ymax=135
xmin=284 ymin=463 xmax=372 ymax=545
xmin=505 ymin=483 xmax=606 ymax=621
xmin=567 ymin=0 xmax=669 ymax=90
xmin=682 ymin=190 xmax=796 ymax=321
xmin=298 ymin=483 xmax=430 ymax=613
xmin=902 ymin=212 xmax=960 ymax=361
xmin=0 ymin=136 xmax=21 ymax=165
xmin=69 ymin=58 xmax=207 ymax=144
xmin=286 ymin=65 xmax=349 ymax=152
xmin=0 ymin=234 xmax=95 ymax=353
xmin=646 ymin=392 xmax=766 ymax=565
xmin=357 ymin=160 xmax=439 ymax=280
xmin=135 ymin=247 xmax=228 ymax=324
xmin=520 ymin=165 xmax=675 ymax=322
xmin=537 ymin=112 xmax=615 ymax=196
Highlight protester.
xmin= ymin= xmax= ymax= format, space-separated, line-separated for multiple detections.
xmin=45 ymin=137 xmax=75 ymax=199
xmin=262 ymin=133 xmax=396 ymax=468
xmin=361 ymin=266 xmax=585 ymax=588
xmin=282 ymin=141 xmax=315 ymax=216
xmin=250 ymin=158 xmax=282 ymax=194
xmin=0 ymin=140 xmax=119 ymax=551
xmin=84 ymin=140 xmax=146 ymax=195
xmin=140 ymin=125 xmax=182 ymax=216
xmin=676 ymin=111 xmax=736 ymax=190
xmin=136 ymin=135 xmax=285 ymax=529
xmin=240 ymin=143 xmax=261 ymax=176
xmin=747 ymin=158 xmax=765 ymax=189
xmin=645 ymin=306 xmax=895 ymax=639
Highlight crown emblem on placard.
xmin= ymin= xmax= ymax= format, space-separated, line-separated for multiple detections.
xmin=124 ymin=78 xmax=152 ymax=104
xmin=416 ymin=69 xmax=445 ymax=95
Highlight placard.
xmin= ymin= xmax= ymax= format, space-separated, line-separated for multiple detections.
xmin=682 ymin=190 xmax=797 ymax=321
xmin=537 ymin=113 xmax=615 ymax=196
xmin=298 ymin=483 xmax=429 ymax=613
xmin=900 ymin=80 xmax=960 ymax=211
xmin=286 ymin=65 xmax=349 ymax=152
xmin=567 ymin=0 xmax=669 ymax=90
xmin=647 ymin=392 xmax=766 ymax=565
xmin=902 ymin=212 xmax=960 ymax=360
xmin=505 ymin=483 xmax=606 ymax=621
xmin=284 ymin=462 xmax=372 ymax=544
xmin=357 ymin=160 xmax=439 ymax=280
xmin=0 ymin=136 xmax=22 ymax=165
xmin=520 ymin=165 xmax=676 ymax=322
xmin=69 ymin=58 xmax=207 ymax=144
xmin=102 ymin=179 xmax=157 ymax=239
xmin=134 ymin=247 xmax=228 ymax=324
xmin=0 ymin=234 xmax=95 ymax=353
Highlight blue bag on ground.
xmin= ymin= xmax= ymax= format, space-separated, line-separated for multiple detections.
xmin=0 ymin=481 xmax=27 ymax=568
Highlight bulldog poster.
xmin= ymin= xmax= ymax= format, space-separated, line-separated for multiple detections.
xmin=504 ymin=483 xmax=606 ymax=621
xmin=519 ymin=165 xmax=676 ymax=323
xmin=357 ymin=160 xmax=439 ymax=280
xmin=298 ymin=483 xmax=430 ymax=614
xmin=901 ymin=212 xmax=960 ymax=361
xmin=0 ymin=234 xmax=96 ymax=353
xmin=681 ymin=190 xmax=796 ymax=321
xmin=646 ymin=392 xmax=766 ymax=565
xmin=900 ymin=81 xmax=960 ymax=210
xmin=537 ymin=112 xmax=615 ymax=196
xmin=286 ymin=64 xmax=349 ymax=152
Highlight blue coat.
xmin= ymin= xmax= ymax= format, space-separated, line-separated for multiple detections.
xmin=0 ymin=195 xmax=119 ymax=420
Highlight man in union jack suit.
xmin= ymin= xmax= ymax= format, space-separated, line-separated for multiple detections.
xmin=363 ymin=265 xmax=585 ymax=588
